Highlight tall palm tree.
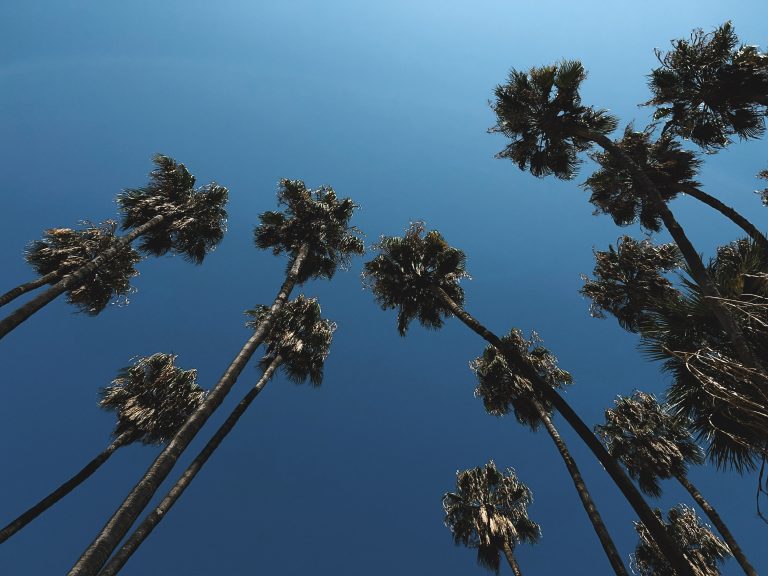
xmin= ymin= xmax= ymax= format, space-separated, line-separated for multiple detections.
xmin=490 ymin=58 xmax=761 ymax=375
xmin=443 ymin=461 xmax=540 ymax=575
xmin=597 ymin=392 xmax=756 ymax=576
xmin=68 ymin=179 xmax=363 ymax=576
xmin=362 ymin=223 xmax=695 ymax=576
xmin=0 ymin=155 xmax=228 ymax=339
xmin=0 ymin=353 xmax=204 ymax=544
xmin=633 ymin=505 xmax=732 ymax=576
xmin=98 ymin=296 xmax=335 ymax=575
xmin=472 ymin=332 xmax=628 ymax=575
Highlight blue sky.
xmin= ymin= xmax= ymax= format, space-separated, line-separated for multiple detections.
xmin=0 ymin=2 xmax=766 ymax=574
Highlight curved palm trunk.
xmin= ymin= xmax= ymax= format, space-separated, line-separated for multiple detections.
xmin=68 ymin=243 xmax=310 ymax=576
xmin=0 ymin=214 xmax=165 ymax=341
xmin=674 ymin=473 xmax=757 ymax=576
xmin=532 ymin=399 xmax=628 ymax=576
xmin=430 ymin=285 xmax=696 ymax=576
xmin=501 ymin=540 xmax=523 ymax=576
xmin=97 ymin=357 xmax=283 ymax=576
xmin=0 ymin=431 xmax=133 ymax=544
xmin=0 ymin=270 xmax=61 ymax=308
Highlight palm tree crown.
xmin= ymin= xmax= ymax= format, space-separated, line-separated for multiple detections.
xmin=99 ymin=353 xmax=206 ymax=445
xmin=443 ymin=461 xmax=540 ymax=573
xmin=362 ymin=222 xmax=469 ymax=335
xmin=24 ymin=221 xmax=141 ymax=315
xmin=254 ymin=179 xmax=365 ymax=283
xmin=117 ymin=154 xmax=228 ymax=264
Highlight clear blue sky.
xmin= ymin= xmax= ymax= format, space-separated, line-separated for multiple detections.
xmin=0 ymin=1 xmax=766 ymax=574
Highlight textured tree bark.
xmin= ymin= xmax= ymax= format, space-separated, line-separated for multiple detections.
xmin=68 ymin=243 xmax=309 ymax=576
xmin=533 ymin=400 xmax=628 ymax=576
xmin=0 ymin=214 xmax=165 ymax=340
xmin=97 ymin=357 xmax=282 ymax=576
xmin=0 ymin=270 xmax=61 ymax=308
xmin=0 ymin=431 xmax=134 ymax=544
xmin=501 ymin=540 xmax=523 ymax=576
xmin=675 ymin=473 xmax=757 ymax=576
xmin=431 ymin=285 xmax=696 ymax=576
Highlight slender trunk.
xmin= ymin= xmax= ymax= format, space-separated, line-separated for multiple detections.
xmin=675 ymin=473 xmax=757 ymax=576
xmin=501 ymin=540 xmax=523 ymax=576
xmin=0 ymin=270 xmax=61 ymax=308
xmin=430 ymin=285 xmax=696 ymax=576
xmin=533 ymin=400 xmax=628 ymax=576
xmin=0 ymin=215 xmax=165 ymax=341
xmin=679 ymin=184 xmax=768 ymax=254
xmin=0 ymin=431 xmax=133 ymax=545
xmin=97 ymin=357 xmax=282 ymax=576
xmin=68 ymin=243 xmax=310 ymax=576
xmin=584 ymin=131 xmax=762 ymax=374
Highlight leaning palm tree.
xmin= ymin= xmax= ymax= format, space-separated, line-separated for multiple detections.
xmin=0 ymin=353 xmax=204 ymax=544
xmin=443 ymin=461 xmax=540 ymax=575
xmin=597 ymin=392 xmax=756 ymax=576
xmin=0 ymin=155 xmax=228 ymax=339
xmin=472 ymin=333 xmax=627 ymax=575
xmin=98 ymin=296 xmax=335 ymax=575
xmin=632 ymin=505 xmax=732 ymax=576
xmin=362 ymin=223 xmax=695 ymax=576
xmin=68 ymin=179 xmax=363 ymax=576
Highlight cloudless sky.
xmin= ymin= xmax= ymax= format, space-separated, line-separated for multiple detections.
xmin=0 ymin=2 xmax=766 ymax=574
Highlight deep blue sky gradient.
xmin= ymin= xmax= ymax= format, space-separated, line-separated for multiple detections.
xmin=1 ymin=2 xmax=766 ymax=574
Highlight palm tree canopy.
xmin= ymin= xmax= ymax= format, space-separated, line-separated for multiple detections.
xmin=443 ymin=461 xmax=540 ymax=574
xmin=246 ymin=295 xmax=335 ymax=386
xmin=362 ymin=222 xmax=468 ymax=336
xmin=24 ymin=221 xmax=141 ymax=315
xmin=471 ymin=330 xmax=572 ymax=430
xmin=632 ymin=505 xmax=731 ymax=576
xmin=117 ymin=154 xmax=228 ymax=264
xmin=758 ymin=168 xmax=768 ymax=206
xmin=99 ymin=353 xmax=206 ymax=445
xmin=580 ymin=236 xmax=681 ymax=333
xmin=583 ymin=127 xmax=701 ymax=231
xmin=596 ymin=391 xmax=704 ymax=498
xmin=490 ymin=60 xmax=618 ymax=179
xmin=254 ymin=179 xmax=364 ymax=283
xmin=645 ymin=22 xmax=768 ymax=149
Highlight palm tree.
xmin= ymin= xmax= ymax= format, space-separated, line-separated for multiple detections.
xmin=633 ymin=505 xmax=732 ymax=576
xmin=362 ymin=223 xmax=695 ymax=576
xmin=0 ymin=221 xmax=141 ymax=312
xmin=98 ymin=296 xmax=335 ymax=575
xmin=68 ymin=179 xmax=363 ymax=576
xmin=443 ymin=461 xmax=540 ymax=575
xmin=472 ymin=332 xmax=628 ymax=575
xmin=597 ymin=392 xmax=757 ymax=576
xmin=0 ymin=155 xmax=228 ymax=339
xmin=490 ymin=57 xmax=761 ymax=376
xmin=0 ymin=353 xmax=204 ymax=544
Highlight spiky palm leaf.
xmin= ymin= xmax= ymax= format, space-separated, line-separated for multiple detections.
xmin=24 ymin=221 xmax=141 ymax=315
xmin=632 ymin=505 xmax=731 ymax=576
xmin=254 ymin=179 xmax=365 ymax=283
xmin=646 ymin=22 xmax=768 ymax=149
xmin=443 ymin=461 xmax=540 ymax=573
xmin=490 ymin=60 xmax=618 ymax=179
xmin=99 ymin=353 xmax=206 ymax=445
xmin=117 ymin=154 xmax=228 ymax=264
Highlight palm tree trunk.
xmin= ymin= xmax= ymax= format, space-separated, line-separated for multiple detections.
xmin=430 ymin=285 xmax=696 ymax=576
xmin=0 ymin=214 xmax=165 ymax=341
xmin=67 ymin=243 xmax=310 ymax=576
xmin=675 ymin=473 xmax=757 ymax=576
xmin=582 ymin=130 xmax=762 ymax=374
xmin=501 ymin=540 xmax=523 ymax=576
xmin=0 ymin=270 xmax=61 ymax=308
xmin=533 ymin=400 xmax=628 ymax=576
xmin=0 ymin=431 xmax=133 ymax=545
xmin=97 ymin=356 xmax=283 ymax=576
